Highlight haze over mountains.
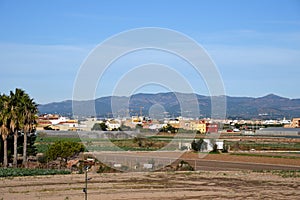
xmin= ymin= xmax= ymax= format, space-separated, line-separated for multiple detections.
xmin=38 ymin=92 xmax=300 ymax=119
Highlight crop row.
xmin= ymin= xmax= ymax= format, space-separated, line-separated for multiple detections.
xmin=0 ymin=168 xmax=70 ymax=177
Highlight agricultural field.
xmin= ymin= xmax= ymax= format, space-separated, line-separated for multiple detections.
xmin=0 ymin=168 xmax=70 ymax=177
xmin=35 ymin=132 xmax=175 ymax=153
xmin=35 ymin=131 xmax=300 ymax=153
xmin=1 ymin=170 xmax=300 ymax=200
xmin=1 ymin=132 xmax=300 ymax=199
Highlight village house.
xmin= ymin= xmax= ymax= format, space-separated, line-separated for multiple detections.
xmin=36 ymin=114 xmax=79 ymax=131
xmin=168 ymin=118 xmax=180 ymax=129
xmin=291 ymin=118 xmax=300 ymax=128
xmin=189 ymin=120 xmax=206 ymax=133
xmin=105 ymin=120 xmax=121 ymax=131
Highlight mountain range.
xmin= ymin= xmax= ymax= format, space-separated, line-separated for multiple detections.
xmin=38 ymin=92 xmax=300 ymax=119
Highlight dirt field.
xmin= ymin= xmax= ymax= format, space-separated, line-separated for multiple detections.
xmin=183 ymin=152 xmax=300 ymax=166
xmin=1 ymin=170 xmax=300 ymax=200
xmin=1 ymin=152 xmax=300 ymax=200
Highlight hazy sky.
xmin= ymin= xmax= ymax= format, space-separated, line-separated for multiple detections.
xmin=1 ymin=0 xmax=300 ymax=104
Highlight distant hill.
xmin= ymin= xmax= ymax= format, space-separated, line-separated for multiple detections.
xmin=38 ymin=93 xmax=300 ymax=119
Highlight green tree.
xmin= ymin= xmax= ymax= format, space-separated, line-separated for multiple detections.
xmin=120 ymin=124 xmax=132 ymax=131
xmin=191 ymin=139 xmax=205 ymax=152
xmin=0 ymin=89 xmax=38 ymax=167
xmin=17 ymin=133 xmax=37 ymax=157
xmin=9 ymin=89 xmax=25 ymax=166
xmin=0 ymin=94 xmax=10 ymax=167
xmin=9 ymin=89 xmax=38 ymax=166
xmin=46 ymin=141 xmax=85 ymax=163
xmin=21 ymin=93 xmax=38 ymax=165
xmin=210 ymin=144 xmax=219 ymax=154
xmin=92 ymin=122 xmax=107 ymax=131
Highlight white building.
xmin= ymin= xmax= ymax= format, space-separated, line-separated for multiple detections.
xmin=49 ymin=116 xmax=69 ymax=125
xmin=131 ymin=116 xmax=143 ymax=125
xmin=106 ymin=120 xmax=121 ymax=131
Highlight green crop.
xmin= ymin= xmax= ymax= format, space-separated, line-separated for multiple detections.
xmin=0 ymin=168 xmax=70 ymax=177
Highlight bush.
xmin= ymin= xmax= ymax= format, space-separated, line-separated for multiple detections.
xmin=176 ymin=160 xmax=194 ymax=171
xmin=210 ymin=144 xmax=220 ymax=154
xmin=37 ymin=154 xmax=48 ymax=164
xmin=92 ymin=123 xmax=107 ymax=131
xmin=191 ymin=139 xmax=204 ymax=151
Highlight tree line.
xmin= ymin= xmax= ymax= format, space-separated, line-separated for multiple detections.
xmin=0 ymin=88 xmax=38 ymax=167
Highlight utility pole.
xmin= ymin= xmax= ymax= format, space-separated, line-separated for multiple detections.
xmin=83 ymin=166 xmax=90 ymax=200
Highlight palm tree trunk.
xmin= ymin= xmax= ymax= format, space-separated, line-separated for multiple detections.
xmin=23 ymin=132 xmax=27 ymax=166
xmin=13 ymin=131 xmax=18 ymax=167
xmin=3 ymin=138 xmax=8 ymax=168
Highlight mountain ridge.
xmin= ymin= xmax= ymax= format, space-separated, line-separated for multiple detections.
xmin=38 ymin=93 xmax=300 ymax=119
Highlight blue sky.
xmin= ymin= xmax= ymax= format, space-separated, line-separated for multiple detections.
xmin=0 ymin=0 xmax=300 ymax=104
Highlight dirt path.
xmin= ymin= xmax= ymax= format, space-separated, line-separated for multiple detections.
xmin=1 ymin=171 xmax=299 ymax=200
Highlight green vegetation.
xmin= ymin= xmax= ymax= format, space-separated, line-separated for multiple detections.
xmin=209 ymin=143 xmax=220 ymax=154
xmin=34 ymin=131 xmax=300 ymax=155
xmin=111 ymin=137 xmax=169 ymax=151
xmin=92 ymin=122 xmax=108 ymax=131
xmin=177 ymin=160 xmax=194 ymax=171
xmin=273 ymin=170 xmax=300 ymax=178
xmin=46 ymin=141 xmax=85 ymax=162
xmin=191 ymin=139 xmax=208 ymax=152
xmin=0 ymin=88 xmax=38 ymax=167
xmin=119 ymin=124 xmax=132 ymax=131
xmin=225 ymin=140 xmax=300 ymax=151
xmin=254 ymin=170 xmax=300 ymax=178
xmin=231 ymin=153 xmax=300 ymax=159
xmin=37 ymin=135 xmax=82 ymax=143
xmin=0 ymin=168 xmax=70 ymax=177
xmin=35 ymin=133 xmax=175 ymax=153
xmin=148 ymin=135 xmax=174 ymax=140
xmin=36 ymin=134 xmax=82 ymax=154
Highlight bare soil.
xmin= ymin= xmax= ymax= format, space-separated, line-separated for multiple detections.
xmin=1 ymin=153 xmax=299 ymax=200
xmin=1 ymin=170 xmax=299 ymax=200
xmin=182 ymin=152 xmax=300 ymax=166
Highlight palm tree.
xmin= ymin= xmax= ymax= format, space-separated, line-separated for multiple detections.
xmin=10 ymin=89 xmax=38 ymax=166
xmin=10 ymin=89 xmax=25 ymax=167
xmin=0 ymin=88 xmax=38 ymax=167
xmin=0 ymin=94 xmax=10 ymax=167
xmin=22 ymin=94 xmax=38 ymax=166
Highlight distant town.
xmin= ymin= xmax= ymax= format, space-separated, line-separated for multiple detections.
xmin=36 ymin=113 xmax=300 ymax=136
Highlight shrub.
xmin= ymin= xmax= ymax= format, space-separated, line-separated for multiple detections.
xmin=176 ymin=160 xmax=194 ymax=171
